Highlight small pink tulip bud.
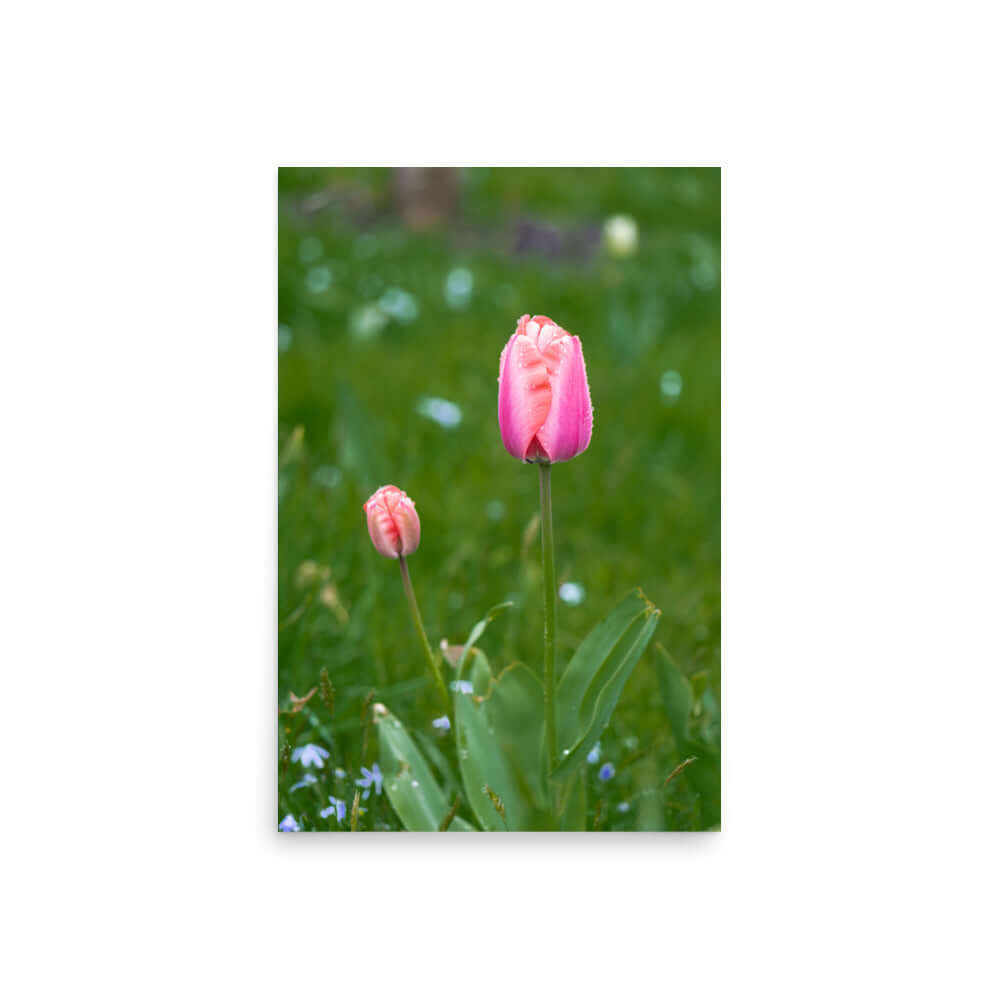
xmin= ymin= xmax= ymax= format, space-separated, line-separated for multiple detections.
xmin=363 ymin=485 xmax=421 ymax=558
xmin=497 ymin=314 xmax=593 ymax=463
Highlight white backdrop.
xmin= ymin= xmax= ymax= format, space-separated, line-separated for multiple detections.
xmin=3 ymin=2 xmax=998 ymax=997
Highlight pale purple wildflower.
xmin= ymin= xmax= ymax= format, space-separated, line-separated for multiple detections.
xmin=432 ymin=716 xmax=451 ymax=731
xmin=291 ymin=744 xmax=329 ymax=768
xmin=289 ymin=773 xmax=318 ymax=792
xmin=598 ymin=762 xmax=615 ymax=781
xmin=279 ymin=814 xmax=301 ymax=832
xmin=334 ymin=767 xmax=347 ymax=779
xmin=450 ymin=680 xmax=474 ymax=694
xmin=356 ymin=763 xmax=383 ymax=800
xmin=587 ymin=742 xmax=601 ymax=765
xmin=320 ymin=797 xmax=347 ymax=823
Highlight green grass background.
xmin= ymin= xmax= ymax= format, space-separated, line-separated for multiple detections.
xmin=278 ymin=167 xmax=720 ymax=831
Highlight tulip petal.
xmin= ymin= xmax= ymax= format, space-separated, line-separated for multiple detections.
xmin=393 ymin=493 xmax=421 ymax=556
xmin=498 ymin=333 xmax=552 ymax=461
xmin=366 ymin=503 xmax=400 ymax=557
xmin=530 ymin=314 xmax=556 ymax=333
xmin=364 ymin=485 xmax=421 ymax=558
xmin=529 ymin=315 xmax=558 ymax=353
xmin=535 ymin=334 xmax=593 ymax=462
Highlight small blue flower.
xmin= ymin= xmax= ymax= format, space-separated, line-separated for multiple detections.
xmin=356 ymin=763 xmax=383 ymax=799
xmin=587 ymin=742 xmax=601 ymax=765
xmin=320 ymin=797 xmax=347 ymax=823
xmin=432 ymin=715 xmax=451 ymax=731
xmin=450 ymin=680 xmax=474 ymax=694
xmin=334 ymin=767 xmax=347 ymax=779
xmin=291 ymin=744 xmax=330 ymax=768
xmin=598 ymin=763 xmax=615 ymax=782
xmin=289 ymin=773 xmax=318 ymax=792
xmin=279 ymin=814 xmax=301 ymax=832
xmin=616 ymin=801 xmax=630 ymax=814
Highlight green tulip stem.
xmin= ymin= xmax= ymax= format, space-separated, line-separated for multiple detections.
xmin=399 ymin=555 xmax=450 ymax=717
xmin=538 ymin=461 xmax=558 ymax=785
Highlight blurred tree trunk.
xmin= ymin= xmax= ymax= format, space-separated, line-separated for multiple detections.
xmin=392 ymin=168 xmax=459 ymax=230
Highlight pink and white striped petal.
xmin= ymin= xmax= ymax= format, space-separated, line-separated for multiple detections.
xmin=534 ymin=334 xmax=593 ymax=463
xmin=498 ymin=331 xmax=553 ymax=462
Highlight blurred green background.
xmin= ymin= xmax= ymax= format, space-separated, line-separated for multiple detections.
xmin=278 ymin=167 xmax=720 ymax=831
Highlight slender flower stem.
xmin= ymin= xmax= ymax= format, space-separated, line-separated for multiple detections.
xmin=538 ymin=462 xmax=558 ymax=783
xmin=399 ymin=555 xmax=450 ymax=716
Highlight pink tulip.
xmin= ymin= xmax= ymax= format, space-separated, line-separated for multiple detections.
xmin=497 ymin=314 xmax=593 ymax=463
xmin=363 ymin=485 xmax=421 ymax=558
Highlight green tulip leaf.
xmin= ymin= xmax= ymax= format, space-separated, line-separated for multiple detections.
xmin=558 ymin=770 xmax=587 ymax=831
xmin=413 ymin=730 xmax=461 ymax=798
xmin=455 ymin=666 xmax=547 ymax=831
xmin=487 ymin=663 xmax=547 ymax=811
xmin=453 ymin=601 xmax=515 ymax=681
xmin=551 ymin=589 xmax=661 ymax=784
xmin=654 ymin=643 xmax=694 ymax=745
xmin=452 ymin=602 xmax=547 ymax=830
xmin=465 ymin=648 xmax=493 ymax=697
xmin=376 ymin=705 xmax=476 ymax=832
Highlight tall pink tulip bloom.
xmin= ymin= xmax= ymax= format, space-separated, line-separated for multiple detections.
xmin=498 ymin=314 xmax=593 ymax=463
xmin=363 ymin=485 xmax=420 ymax=558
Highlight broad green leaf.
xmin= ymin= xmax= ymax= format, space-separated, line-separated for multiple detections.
xmin=455 ymin=663 xmax=547 ymax=830
xmin=552 ymin=590 xmax=660 ymax=784
xmin=654 ymin=644 xmax=694 ymax=745
xmin=453 ymin=601 xmax=515 ymax=680
xmin=376 ymin=705 xmax=476 ymax=832
xmin=455 ymin=691 xmax=512 ymax=830
xmin=557 ymin=591 xmax=651 ymax=708
xmin=690 ymin=671 xmax=709 ymax=704
xmin=487 ymin=664 xmax=547 ymax=811
xmin=452 ymin=602 xmax=547 ymax=830
xmin=465 ymin=649 xmax=493 ymax=697
xmin=558 ymin=770 xmax=586 ymax=831
xmin=413 ymin=729 xmax=461 ymax=798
